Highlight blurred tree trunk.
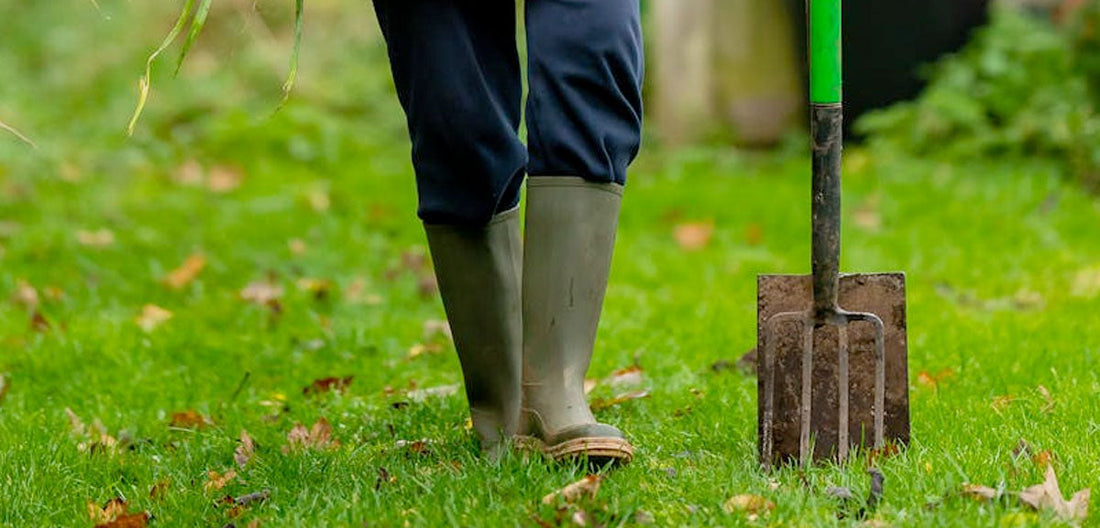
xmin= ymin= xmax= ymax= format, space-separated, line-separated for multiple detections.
xmin=651 ymin=0 xmax=802 ymax=147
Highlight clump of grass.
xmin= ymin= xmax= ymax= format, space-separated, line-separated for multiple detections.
xmin=127 ymin=0 xmax=305 ymax=136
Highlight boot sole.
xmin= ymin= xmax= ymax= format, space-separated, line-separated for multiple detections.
xmin=544 ymin=437 xmax=634 ymax=466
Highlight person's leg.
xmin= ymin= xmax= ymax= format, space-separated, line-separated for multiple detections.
xmin=521 ymin=0 xmax=644 ymax=465
xmin=374 ymin=0 xmax=526 ymax=225
xmin=373 ymin=0 xmax=525 ymax=455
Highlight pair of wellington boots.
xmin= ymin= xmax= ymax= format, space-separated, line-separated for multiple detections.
xmin=424 ymin=177 xmax=632 ymax=466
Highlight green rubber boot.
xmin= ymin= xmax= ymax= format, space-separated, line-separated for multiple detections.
xmin=424 ymin=208 xmax=523 ymax=457
xmin=521 ymin=177 xmax=634 ymax=466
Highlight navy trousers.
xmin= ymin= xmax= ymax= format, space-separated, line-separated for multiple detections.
xmin=373 ymin=0 xmax=644 ymax=226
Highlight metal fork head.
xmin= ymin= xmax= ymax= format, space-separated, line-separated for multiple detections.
xmin=760 ymin=307 xmax=886 ymax=468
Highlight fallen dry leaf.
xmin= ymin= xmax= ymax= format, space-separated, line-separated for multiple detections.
xmin=135 ymin=304 xmax=173 ymax=332
xmin=88 ymin=497 xmax=128 ymax=524
xmin=76 ymin=228 xmax=115 ymax=248
xmin=0 ymin=372 xmax=10 ymax=406
xmin=992 ymin=395 xmax=1017 ymax=413
xmin=407 ymin=383 xmax=460 ymax=402
xmin=296 ymin=278 xmax=334 ymax=301
xmin=204 ymin=469 xmax=238 ymax=492
xmin=235 ymin=430 xmax=255 ymax=468
xmin=590 ymin=390 xmax=651 ymax=411
xmin=583 ymin=378 xmax=598 ymax=395
xmin=207 ymin=165 xmax=243 ymax=193
xmin=1032 ymin=450 xmax=1055 ymax=468
xmin=744 ymin=223 xmax=764 ymax=246
xmin=606 ymin=365 xmax=644 ymax=389
xmin=306 ymin=188 xmax=331 ymax=212
xmin=916 ymin=368 xmax=954 ymax=389
xmin=1070 ymin=266 xmax=1100 ymax=299
xmin=149 ymin=479 xmax=171 ymax=500
xmin=11 ymin=279 xmax=38 ymax=310
xmin=1018 ymin=464 xmax=1090 ymax=523
xmin=961 ymin=484 xmax=1002 ymax=502
xmin=288 ymin=238 xmax=308 ymax=256
xmin=541 ymin=475 xmax=603 ymax=505
xmin=88 ymin=497 xmax=149 ymax=528
xmin=723 ymin=494 xmax=776 ymax=518
xmin=173 ymin=159 xmax=204 ymax=186
xmin=422 ymin=319 xmax=453 ymax=342
xmin=169 ymin=410 xmax=213 ymax=429
xmin=283 ymin=417 xmax=339 ymax=453
xmin=406 ymin=342 xmax=444 ymax=360
xmin=674 ymin=221 xmax=715 ymax=251
xmin=241 ymin=280 xmax=284 ymax=306
xmin=163 ymin=254 xmax=206 ymax=290
xmin=95 ymin=512 xmax=149 ymax=528
xmin=29 ymin=310 xmax=50 ymax=332
xmin=303 ymin=376 xmax=354 ymax=396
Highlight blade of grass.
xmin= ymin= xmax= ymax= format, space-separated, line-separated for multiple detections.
xmin=278 ymin=0 xmax=305 ymax=108
xmin=127 ymin=0 xmax=196 ymax=136
xmin=176 ymin=0 xmax=213 ymax=75
xmin=0 ymin=118 xmax=37 ymax=149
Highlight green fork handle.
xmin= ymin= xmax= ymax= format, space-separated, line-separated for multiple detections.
xmin=810 ymin=0 xmax=842 ymax=104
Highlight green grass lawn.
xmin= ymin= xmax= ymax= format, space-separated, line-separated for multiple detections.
xmin=2 ymin=2 xmax=1099 ymax=527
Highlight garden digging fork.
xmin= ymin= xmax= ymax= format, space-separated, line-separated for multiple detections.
xmin=757 ymin=0 xmax=910 ymax=467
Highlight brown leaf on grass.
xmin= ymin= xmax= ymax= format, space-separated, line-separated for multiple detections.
xmin=88 ymin=497 xmax=128 ymax=524
xmin=287 ymin=238 xmax=308 ymax=256
xmin=744 ymin=223 xmax=764 ymax=246
xmin=869 ymin=443 xmax=901 ymax=466
xmin=149 ymin=479 xmax=171 ymax=500
xmin=1032 ymin=450 xmax=1055 ymax=469
xmin=407 ymin=383 xmax=460 ymax=402
xmin=135 ymin=304 xmax=173 ymax=332
xmin=302 ymin=376 xmax=354 ymax=396
xmin=30 ymin=310 xmax=50 ymax=332
xmin=674 ymin=221 xmax=715 ymax=251
xmin=992 ymin=395 xmax=1017 ymax=413
xmin=207 ymin=165 xmax=243 ymax=193
xmin=722 ymin=494 xmax=776 ymax=518
xmin=163 ymin=254 xmax=206 ymax=290
xmin=283 ymin=417 xmax=339 ymax=453
xmin=1018 ymin=464 xmax=1090 ymax=522
xmin=235 ymin=430 xmax=255 ymax=468
xmin=88 ymin=497 xmax=149 ymax=528
xmin=916 ymin=368 xmax=954 ymax=389
xmin=173 ymin=159 xmax=204 ymax=186
xmin=406 ymin=342 xmax=444 ymax=360
xmin=422 ymin=319 xmax=453 ymax=342
xmin=169 ymin=410 xmax=214 ymax=429
xmin=960 ymin=484 xmax=1002 ymax=502
xmin=95 ymin=512 xmax=149 ymax=528
xmin=306 ymin=188 xmax=331 ymax=212
xmin=240 ymin=280 xmax=284 ymax=306
xmin=541 ymin=475 xmax=603 ymax=505
xmin=590 ymin=390 xmax=651 ymax=411
xmin=204 ymin=469 xmax=238 ymax=492
xmin=344 ymin=277 xmax=381 ymax=305
xmin=0 ymin=372 xmax=10 ymax=406
xmin=76 ymin=229 xmax=115 ymax=248
xmin=396 ymin=439 xmax=433 ymax=457
xmin=11 ymin=279 xmax=38 ymax=311
xmin=606 ymin=365 xmax=644 ymax=389
xmin=417 ymin=274 xmax=439 ymax=298
xmin=1070 ymin=266 xmax=1100 ymax=299
xmin=296 ymin=278 xmax=334 ymax=301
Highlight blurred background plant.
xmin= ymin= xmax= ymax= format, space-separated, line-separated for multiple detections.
xmin=1 ymin=0 xmax=1097 ymax=190
xmin=857 ymin=2 xmax=1100 ymax=191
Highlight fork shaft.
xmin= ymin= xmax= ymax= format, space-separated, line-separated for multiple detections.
xmin=811 ymin=104 xmax=844 ymax=315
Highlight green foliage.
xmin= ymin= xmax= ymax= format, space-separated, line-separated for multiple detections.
xmin=856 ymin=6 xmax=1100 ymax=191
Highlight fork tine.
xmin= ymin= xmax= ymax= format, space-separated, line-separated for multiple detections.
xmin=799 ymin=320 xmax=815 ymax=465
xmin=837 ymin=323 xmax=850 ymax=462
